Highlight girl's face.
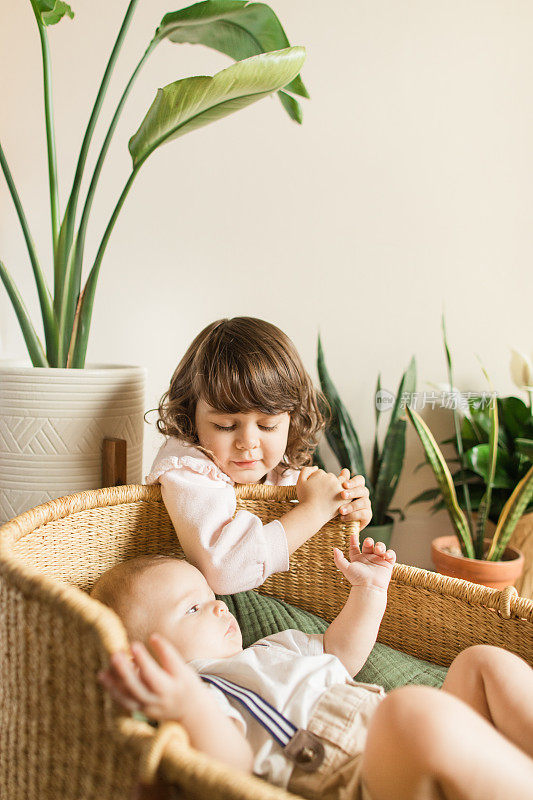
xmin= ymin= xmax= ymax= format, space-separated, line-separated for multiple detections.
xmin=194 ymin=398 xmax=291 ymax=483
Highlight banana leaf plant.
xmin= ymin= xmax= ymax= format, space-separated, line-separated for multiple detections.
xmin=0 ymin=1 xmax=308 ymax=368
xmin=407 ymin=320 xmax=533 ymax=561
xmin=315 ymin=334 xmax=417 ymax=527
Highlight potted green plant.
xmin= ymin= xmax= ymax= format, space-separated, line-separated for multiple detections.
xmin=315 ymin=335 xmax=417 ymax=548
xmin=0 ymin=0 xmax=307 ymax=522
xmin=410 ymin=394 xmax=533 ymax=523
xmin=409 ymin=351 xmax=533 ymax=526
xmin=507 ymin=349 xmax=533 ymax=596
xmin=406 ymin=325 xmax=533 ymax=590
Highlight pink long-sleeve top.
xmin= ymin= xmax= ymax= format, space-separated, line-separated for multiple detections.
xmin=145 ymin=438 xmax=299 ymax=595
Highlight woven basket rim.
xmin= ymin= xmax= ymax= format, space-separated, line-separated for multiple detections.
xmin=0 ymin=483 xmax=298 ymax=543
xmin=1 ymin=483 xmax=531 ymax=625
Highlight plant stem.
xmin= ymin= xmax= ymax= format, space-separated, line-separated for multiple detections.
xmin=442 ymin=315 xmax=475 ymax=538
xmin=59 ymin=39 xmax=157 ymax=361
xmin=0 ymin=260 xmax=49 ymax=367
xmin=55 ymin=0 xmax=141 ymax=322
xmin=0 ymin=141 xmax=58 ymax=365
xmin=31 ymin=4 xmax=60 ymax=257
xmin=70 ymin=164 xmax=142 ymax=368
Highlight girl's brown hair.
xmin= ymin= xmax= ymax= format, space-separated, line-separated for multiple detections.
xmin=157 ymin=317 xmax=330 ymax=473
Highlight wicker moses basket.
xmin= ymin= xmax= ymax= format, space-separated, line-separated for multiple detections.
xmin=1 ymin=483 xmax=532 ymax=800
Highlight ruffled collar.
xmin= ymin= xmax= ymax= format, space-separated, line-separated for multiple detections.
xmin=145 ymin=438 xmax=298 ymax=486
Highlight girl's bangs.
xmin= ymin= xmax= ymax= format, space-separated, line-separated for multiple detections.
xmin=194 ymin=357 xmax=296 ymax=415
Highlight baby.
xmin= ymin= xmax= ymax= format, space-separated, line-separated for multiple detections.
xmin=94 ymin=544 xmax=533 ymax=800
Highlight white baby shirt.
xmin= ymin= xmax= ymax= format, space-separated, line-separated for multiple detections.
xmin=190 ymin=629 xmax=355 ymax=788
xmin=145 ymin=439 xmax=299 ymax=595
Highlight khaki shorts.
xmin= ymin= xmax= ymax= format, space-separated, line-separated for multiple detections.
xmin=287 ymin=681 xmax=385 ymax=800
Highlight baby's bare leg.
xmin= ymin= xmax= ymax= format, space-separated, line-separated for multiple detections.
xmin=362 ymin=684 xmax=533 ymax=800
xmin=442 ymin=645 xmax=533 ymax=757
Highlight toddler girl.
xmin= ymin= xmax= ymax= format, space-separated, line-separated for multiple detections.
xmin=146 ymin=317 xmax=372 ymax=594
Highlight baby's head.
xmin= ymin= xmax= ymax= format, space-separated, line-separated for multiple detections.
xmin=157 ymin=316 xmax=329 ymax=483
xmin=91 ymin=555 xmax=243 ymax=661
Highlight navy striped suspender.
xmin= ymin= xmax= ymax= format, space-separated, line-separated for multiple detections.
xmin=200 ymin=674 xmax=325 ymax=772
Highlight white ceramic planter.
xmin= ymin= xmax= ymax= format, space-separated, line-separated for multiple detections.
xmin=0 ymin=363 xmax=145 ymax=524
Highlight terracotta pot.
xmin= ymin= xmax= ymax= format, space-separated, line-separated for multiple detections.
xmin=509 ymin=512 xmax=533 ymax=599
xmin=431 ymin=535 xmax=524 ymax=590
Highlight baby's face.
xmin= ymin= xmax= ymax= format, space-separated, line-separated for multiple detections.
xmin=127 ymin=560 xmax=243 ymax=662
xmin=195 ymin=398 xmax=291 ymax=483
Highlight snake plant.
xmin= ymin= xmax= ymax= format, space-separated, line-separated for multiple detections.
xmin=407 ymin=320 xmax=533 ymax=561
xmin=0 ymin=1 xmax=307 ymax=368
xmin=316 ymin=334 xmax=417 ymax=527
xmin=410 ymin=395 xmax=533 ymax=529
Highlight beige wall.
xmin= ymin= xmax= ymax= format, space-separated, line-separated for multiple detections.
xmin=1 ymin=1 xmax=531 ymax=567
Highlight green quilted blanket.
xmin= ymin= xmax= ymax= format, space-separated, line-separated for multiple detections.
xmin=220 ymin=589 xmax=447 ymax=691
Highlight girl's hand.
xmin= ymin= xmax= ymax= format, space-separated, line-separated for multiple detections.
xmin=98 ymin=633 xmax=206 ymax=722
xmin=333 ymin=534 xmax=396 ymax=592
xmin=337 ymin=468 xmax=372 ymax=530
xmin=296 ymin=466 xmax=346 ymax=523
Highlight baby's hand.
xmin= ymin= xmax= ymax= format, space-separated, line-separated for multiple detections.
xmin=98 ymin=633 xmax=205 ymax=722
xmin=333 ymin=534 xmax=396 ymax=592
xmin=337 ymin=468 xmax=373 ymax=531
xmin=296 ymin=466 xmax=345 ymax=523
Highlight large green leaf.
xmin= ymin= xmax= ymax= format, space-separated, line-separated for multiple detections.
xmin=316 ymin=335 xmax=367 ymax=484
xmin=129 ymin=47 xmax=305 ymax=168
xmin=155 ymin=1 xmax=308 ymax=120
xmin=406 ymin=406 xmax=474 ymax=557
xmin=487 ymin=464 xmax=533 ymax=561
xmin=498 ymin=396 xmax=531 ymax=439
xmin=373 ymin=358 xmax=416 ymax=524
xmin=34 ymin=0 xmax=74 ymax=25
xmin=463 ymin=444 xmax=514 ymax=488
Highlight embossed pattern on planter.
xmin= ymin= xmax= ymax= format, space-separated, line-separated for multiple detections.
xmin=0 ymin=365 xmax=145 ymax=524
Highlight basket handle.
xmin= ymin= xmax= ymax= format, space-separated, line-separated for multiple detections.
xmin=138 ymin=722 xmax=189 ymax=786
xmin=123 ymin=717 xmax=288 ymax=799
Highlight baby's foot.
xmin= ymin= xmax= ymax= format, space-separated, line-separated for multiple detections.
xmin=333 ymin=534 xmax=396 ymax=591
